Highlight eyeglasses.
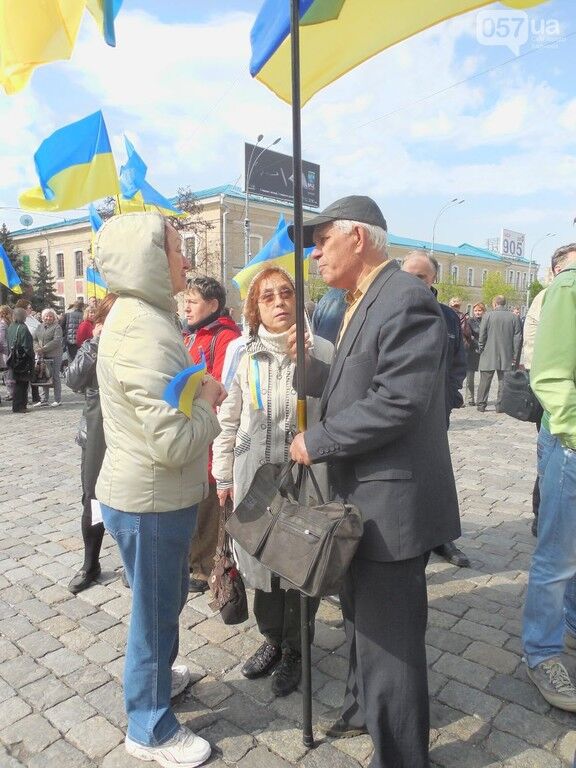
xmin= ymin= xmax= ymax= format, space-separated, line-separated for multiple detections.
xmin=257 ymin=286 xmax=295 ymax=306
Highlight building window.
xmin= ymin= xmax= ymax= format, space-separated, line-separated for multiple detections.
xmin=515 ymin=271 xmax=520 ymax=289
xmin=522 ymin=273 xmax=527 ymax=290
xmin=482 ymin=269 xmax=488 ymax=285
xmin=56 ymin=253 xmax=65 ymax=279
xmin=183 ymin=235 xmax=196 ymax=268
xmin=451 ymin=265 xmax=459 ymax=282
xmin=436 ymin=263 xmax=443 ymax=281
xmin=249 ymin=234 xmax=263 ymax=256
xmin=75 ymin=250 xmax=83 ymax=277
xmin=22 ymin=254 xmax=31 ymax=276
xmin=467 ymin=268 xmax=474 ymax=286
xmin=508 ymin=269 xmax=514 ymax=284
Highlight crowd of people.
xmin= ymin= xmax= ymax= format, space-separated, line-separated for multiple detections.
xmin=1 ymin=205 xmax=575 ymax=768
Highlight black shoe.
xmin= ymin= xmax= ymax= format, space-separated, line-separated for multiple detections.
xmin=271 ymin=648 xmax=301 ymax=697
xmin=317 ymin=707 xmax=368 ymax=738
xmin=468 ymin=400 xmax=475 ymax=406
xmin=433 ymin=542 xmax=470 ymax=568
xmin=241 ymin=642 xmax=281 ymax=679
xmin=477 ymin=405 xmax=486 ymax=412
xmin=188 ymin=577 xmax=209 ymax=593
xmin=68 ymin=565 xmax=102 ymax=594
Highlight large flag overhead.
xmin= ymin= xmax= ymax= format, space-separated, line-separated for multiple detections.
xmin=0 ymin=0 xmax=123 ymax=95
xmin=0 ymin=244 xmax=22 ymax=295
xmin=250 ymin=0 xmax=550 ymax=104
xmin=118 ymin=137 xmax=182 ymax=216
xmin=86 ymin=265 xmax=107 ymax=300
xmin=233 ymin=215 xmax=313 ymax=300
xmin=19 ymin=111 xmax=119 ymax=213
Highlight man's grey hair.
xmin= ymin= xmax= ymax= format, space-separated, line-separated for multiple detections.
xmin=403 ymin=249 xmax=439 ymax=279
xmin=333 ymin=220 xmax=388 ymax=254
xmin=13 ymin=307 xmax=26 ymax=323
xmin=493 ymin=295 xmax=506 ymax=307
xmin=551 ymin=243 xmax=576 ymax=273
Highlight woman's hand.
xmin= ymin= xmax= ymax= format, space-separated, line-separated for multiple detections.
xmin=217 ymin=488 xmax=233 ymax=507
xmin=197 ymin=375 xmax=227 ymax=408
xmin=93 ymin=323 xmax=103 ymax=338
xmin=287 ymin=324 xmax=312 ymax=363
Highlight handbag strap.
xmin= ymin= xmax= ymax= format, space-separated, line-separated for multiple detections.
xmin=217 ymin=496 xmax=234 ymax=555
xmin=284 ymin=459 xmax=325 ymax=505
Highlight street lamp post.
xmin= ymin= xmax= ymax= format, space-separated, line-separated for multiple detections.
xmin=244 ymin=135 xmax=281 ymax=265
xmin=527 ymin=232 xmax=555 ymax=307
xmin=431 ymin=198 xmax=465 ymax=256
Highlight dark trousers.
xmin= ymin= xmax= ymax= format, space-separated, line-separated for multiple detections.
xmin=254 ymin=581 xmax=320 ymax=653
xmin=12 ymin=380 xmax=28 ymax=412
xmin=80 ymin=431 xmax=105 ymax=571
xmin=189 ymin=484 xmax=220 ymax=580
xmin=477 ymin=370 xmax=505 ymax=409
xmin=340 ymin=555 xmax=430 ymax=768
xmin=30 ymin=383 xmax=40 ymax=403
xmin=67 ymin=344 xmax=78 ymax=362
xmin=466 ymin=370 xmax=476 ymax=402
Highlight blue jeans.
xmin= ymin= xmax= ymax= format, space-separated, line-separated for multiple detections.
xmin=101 ymin=504 xmax=197 ymax=746
xmin=523 ymin=427 xmax=576 ymax=667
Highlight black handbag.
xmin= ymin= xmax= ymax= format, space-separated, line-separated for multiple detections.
xmin=226 ymin=461 xmax=363 ymax=598
xmin=208 ymin=499 xmax=248 ymax=625
xmin=500 ymin=369 xmax=543 ymax=423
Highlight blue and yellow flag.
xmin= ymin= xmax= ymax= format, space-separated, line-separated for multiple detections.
xmin=19 ymin=111 xmax=119 ymax=213
xmin=118 ymin=137 xmax=182 ymax=216
xmin=251 ymin=0 xmax=550 ymax=104
xmin=163 ymin=353 xmax=207 ymax=419
xmin=0 ymin=244 xmax=22 ymax=295
xmin=86 ymin=266 xmax=107 ymax=300
xmin=88 ymin=203 xmax=104 ymax=233
xmin=86 ymin=0 xmax=124 ymax=46
xmin=233 ymin=215 xmax=313 ymax=300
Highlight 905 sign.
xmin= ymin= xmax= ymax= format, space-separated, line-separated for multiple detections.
xmin=501 ymin=229 xmax=525 ymax=259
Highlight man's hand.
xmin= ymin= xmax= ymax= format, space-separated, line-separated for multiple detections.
xmin=287 ymin=324 xmax=312 ymax=364
xmin=197 ymin=375 xmax=227 ymax=408
xmin=290 ymin=431 xmax=311 ymax=465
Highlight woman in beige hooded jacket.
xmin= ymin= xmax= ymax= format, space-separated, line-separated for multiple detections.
xmin=95 ymin=213 xmax=225 ymax=768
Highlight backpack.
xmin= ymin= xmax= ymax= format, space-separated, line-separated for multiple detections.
xmin=6 ymin=331 xmax=33 ymax=379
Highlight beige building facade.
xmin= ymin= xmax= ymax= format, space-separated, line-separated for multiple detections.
xmin=12 ymin=184 xmax=535 ymax=314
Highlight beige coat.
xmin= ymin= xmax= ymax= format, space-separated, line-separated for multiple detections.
xmin=212 ymin=330 xmax=333 ymax=590
xmin=95 ymin=213 xmax=220 ymax=513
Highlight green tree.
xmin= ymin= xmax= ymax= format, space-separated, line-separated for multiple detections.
xmin=0 ymin=223 xmax=28 ymax=303
xmin=481 ymin=272 xmax=521 ymax=307
xmin=307 ymin=275 xmax=330 ymax=302
xmin=31 ymin=249 xmax=59 ymax=310
xmin=435 ymin=275 xmax=471 ymax=305
xmin=528 ymin=279 xmax=544 ymax=306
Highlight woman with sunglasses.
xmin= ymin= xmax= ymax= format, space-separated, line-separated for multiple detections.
xmin=212 ymin=266 xmax=332 ymax=697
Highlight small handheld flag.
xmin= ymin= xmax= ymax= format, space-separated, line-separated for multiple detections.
xmin=119 ymin=137 xmax=183 ymax=216
xmin=19 ymin=110 xmax=119 ymax=212
xmin=0 ymin=244 xmax=22 ymax=294
xmin=163 ymin=353 xmax=207 ymax=418
xmin=233 ymin=215 xmax=313 ymax=300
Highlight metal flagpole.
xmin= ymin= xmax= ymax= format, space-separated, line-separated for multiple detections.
xmin=289 ymin=0 xmax=314 ymax=749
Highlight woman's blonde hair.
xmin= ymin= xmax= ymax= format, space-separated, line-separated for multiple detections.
xmin=0 ymin=304 xmax=12 ymax=323
xmin=243 ymin=267 xmax=295 ymax=336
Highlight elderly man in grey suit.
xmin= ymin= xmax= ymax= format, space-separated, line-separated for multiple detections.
xmin=476 ymin=295 xmax=522 ymax=412
xmin=288 ymin=196 xmax=461 ymax=768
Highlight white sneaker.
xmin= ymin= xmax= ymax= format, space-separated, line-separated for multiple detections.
xmin=32 ymin=401 xmax=45 ymax=408
xmin=125 ymin=725 xmax=211 ymax=768
xmin=51 ymin=401 xmax=61 ymax=408
xmin=170 ymin=665 xmax=190 ymax=698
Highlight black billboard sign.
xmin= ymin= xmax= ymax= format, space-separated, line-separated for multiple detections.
xmin=245 ymin=143 xmax=320 ymax=208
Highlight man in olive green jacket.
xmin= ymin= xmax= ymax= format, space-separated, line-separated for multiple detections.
xmin=523 ymin=243 xmax=576 ymax=713
xmin=95 ymin=213 xmax=226 ymax=768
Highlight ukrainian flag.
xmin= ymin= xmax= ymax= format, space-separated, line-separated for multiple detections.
xmin=163 ymin=353 xmax=207 ymax=419
xmin=118 ymin=137 xmax=183 ymax=216
xmin=19 ymin=111 xmax=120 ymax=212
xmin=251 ymin=0 xmax=549 ymax=104
xmin=0 ymin=245 xmax=22 ymax=295
xmin=233 ymin=215 xmax=313 ymax=300
xmin=0 ymin=0 xmax=84 ymax=95
xmin=86 ymin=266 xmax=107 ymax=300
xmin=86 ymin=0 xmax=124 ymax=46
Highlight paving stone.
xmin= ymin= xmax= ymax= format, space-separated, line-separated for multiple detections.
xmin=38 ymin=614 xmax=77 ymax=638
xmin=0 ymin=615 xmax=36 ymax=640
xmin=0 ymin=656 xmax=49 ymax=688
xmin=493 ymin=702 xmax=564 ymax=747
xmin=195 ymin=618 xmax=240 ymax=645
xmin=17 ymin=630 xmax=63 ymax=659
xmin=433 ymin=651 xmax=494 ymax=690
xmin=85 ymin=640 xmax=123 ymax=665
xmin=486 ymin=674 xmax=550 ymax=714
xmin=58 ymin=598 xmax=97 ymax=621
xmin=44 ymin=694 xmax=97 ymax=732
xmin=42 ymin=647 xmax=87 ymax=676
xmin=79 ymin=610 xmax=120 ymax=635
xmin=192 ymin=644 xmax=239 ymax=676
xmin=60 ymin=625 xmax=98 ymax=652
xmin=101 ymin=744 xmax=150 ymax=767
xmin=67 ymin=714 xmax=124 ymax=758
xmin=300 ymin=742 xmax=361 ymax=768
xmin=463 ymin=641 xmax=520 ymax=674
xmin=27 ymin=740 xmax=95 ymax=768
xmin=254 ymin=717 xmax=308 ymax=763
xmin=438 ymin=681 xmax=502 ymax=721
xmin=486 ymin=729 xmax=562 ymax=767
xmin=190 ymin=674 xmax=233 ymax=708
xmin=0 ymin=637 xmax=20 ymax=662
xmin=0 ymin=712 xmax=60 ymax=757
xmin=426 ymin=626 xmax=471 ymax=655
xmin=219 ymin=692 xmax=276 ymax=731
xmin=430 ymin=734 xmax=501 ymax=768
xmin=0 ymin=696 xmax=33 ymax=728
xmin=237 ymin=745 xmax=293 ymax=768
xmin=64 ymin=663 xmax=113 ymax=695
xmin=198 ymin=717 xmax=255 ymax=764
xmin=86 ymin=681 xmax=127 ymax=729
xmin=556 ymin=731 xmax=576 ymax=765
xmin=332 ymin=733 xmax=374 ymax=764
xmin=20 ymin=676 xmax=74 ymax=711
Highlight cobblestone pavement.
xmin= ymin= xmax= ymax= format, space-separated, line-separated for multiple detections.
xmin=1 ymin=381 xmax=575 ymax=768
